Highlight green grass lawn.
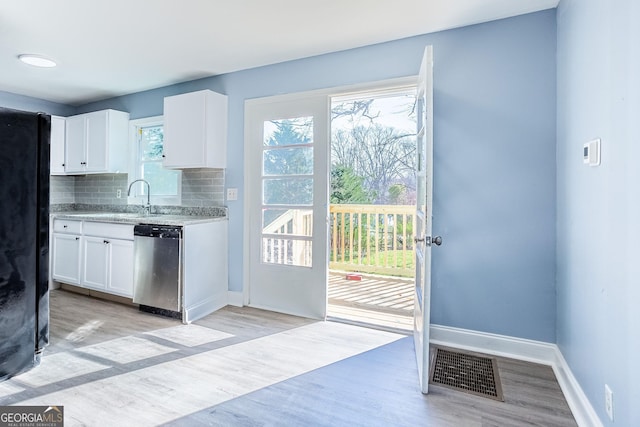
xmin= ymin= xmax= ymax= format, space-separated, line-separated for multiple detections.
xmin=366 ymin=250 xmax=414 ymax=269
xmin=331 ymin=249 xmax=415 ymax=278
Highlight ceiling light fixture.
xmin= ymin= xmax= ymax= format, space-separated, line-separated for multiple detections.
xmin=18 ymin=54 xmax=57 ymax=68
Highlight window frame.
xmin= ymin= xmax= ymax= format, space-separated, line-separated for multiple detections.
xmin=128 ymin=116 xmax=182 ymax=206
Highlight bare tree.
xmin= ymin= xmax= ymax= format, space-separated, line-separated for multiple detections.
xmin=331 ymin=100 xmax=378 ymax=123
xmin=332 ymin=124 xmax=415 ymax=204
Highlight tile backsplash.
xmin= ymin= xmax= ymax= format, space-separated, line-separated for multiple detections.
xmin=76 ymin=174 xmax=129 ymax=205
xmin=50 ymin=175 xmax=75 ymax=204
xmin=50 ymin=168 xmax=225 ymax=207
xmin=182 ymin=169 xmax=225 ymax=207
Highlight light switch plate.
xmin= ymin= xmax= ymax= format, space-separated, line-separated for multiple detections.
xmin=227 ymin=188 xmax=238 ymax=201
xmin=583 ymin=138 xmax=601 ymax=166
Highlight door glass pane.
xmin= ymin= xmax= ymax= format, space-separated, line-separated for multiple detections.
xmin=263 ymin=147 xmax=313 ymax=175
xmin=416 ymin=94 xmax=424 ymax=132
xmin=261 ymin=115 xmax=314 ymax=267
xmin=264 ymin=117 xmax=313 ymax=146
xmin=263 ymin=178 xmax=313 ymax=205
xmin=263 ymin=209 xmax=313 ymax=236
xmin=262 ymin=237 xmax=312 ymax=267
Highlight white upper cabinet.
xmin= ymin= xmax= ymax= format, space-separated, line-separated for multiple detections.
xmin=64 ymin=109 xmax=130 ymax=174
xmin=50 ymin=115 xmax=66 ymax=175
xmin=163 ymin=90 xmax=227 ymax=169
xmin=65 ymin=115 xmax=86 ymax=173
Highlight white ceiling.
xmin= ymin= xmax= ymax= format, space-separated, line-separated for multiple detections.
xmin=0 ymin=0 xmax=558 ymax=106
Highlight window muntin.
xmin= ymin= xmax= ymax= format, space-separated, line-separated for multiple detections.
xmin=261 ymin=116 xmax=314 ymax=267
xmin=129 ymin=117 xmax=181 ymax=206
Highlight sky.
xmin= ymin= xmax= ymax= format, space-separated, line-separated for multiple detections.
xmin=331 ymin=91 xmax=417 ymax=134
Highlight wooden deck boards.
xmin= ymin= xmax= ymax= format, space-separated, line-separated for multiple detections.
xmin=328 ymin=271 xmax=414 ymax=332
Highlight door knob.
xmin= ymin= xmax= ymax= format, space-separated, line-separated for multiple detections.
xmin=415 ymin=236 xmax=442 ymax=246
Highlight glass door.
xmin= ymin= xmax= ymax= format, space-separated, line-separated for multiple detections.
xmin=414 ymin=46 xmax=435 ymax=393
xmin=246 ymin=95 xmax=329 ymax=319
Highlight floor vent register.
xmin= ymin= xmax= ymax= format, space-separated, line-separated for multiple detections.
xmin=430 ymin=347 xmax=504 ymax=401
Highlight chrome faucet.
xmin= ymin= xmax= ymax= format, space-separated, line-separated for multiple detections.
xmin=127 ymin=179 xmax=151 ymax=215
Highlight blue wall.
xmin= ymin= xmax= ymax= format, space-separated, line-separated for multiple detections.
xmin=79 ymin=10 xmax=558 ymax=343
xmin=557 ymin=0 xmax=640 ymax=425
xmin=0 ymin=90 xmax=75 ymax=116
xmin=428 ymin=12 xmax=556 ymax=342
xmin=7 ymin=6 xmax=638 ymax=422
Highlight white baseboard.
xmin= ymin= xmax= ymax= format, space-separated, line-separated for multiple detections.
xmin=429 ymin=324 xmax=557 ymax=364
xmin=227 ymin=291 xmax=244 ymax=307
xmin=429 ymin=324 xmax=602 ymax=427
xmin=551 ymin=347 xmax=603 ymax=427
xmin=183 ymin=290 xmax=227 ymax=323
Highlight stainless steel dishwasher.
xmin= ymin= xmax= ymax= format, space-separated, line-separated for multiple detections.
xmin=133 ymin=224 xmax=183 ymax=316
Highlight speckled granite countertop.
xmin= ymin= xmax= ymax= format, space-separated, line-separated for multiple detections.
xmin=51 ymin=203 xmax=227 ymax=226
xmin=53 ymin=212 xmax=227 ymax=226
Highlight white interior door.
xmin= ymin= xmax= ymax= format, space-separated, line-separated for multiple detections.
xmin=414 ymin=46 xmax=436 ymax=394
xmin=246 ymin=95 xmax=329 ymax=319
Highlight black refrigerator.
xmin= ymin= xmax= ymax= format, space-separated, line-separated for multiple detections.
xmin=0 ymin=107 xmax=50 ymax=381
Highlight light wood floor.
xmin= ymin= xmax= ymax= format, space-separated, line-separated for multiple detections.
xmin=328 ymin=271 xmax=414 ymax=332
xmin=0 ymin=290 xmax=577 ymax=426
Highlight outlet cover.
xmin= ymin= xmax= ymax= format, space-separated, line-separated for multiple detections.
xmin=605 ymin=384 xmax=614 ymax=421
xmin=116 ymin=189 xmax=122 ymax=199
xmin=227 ymin=188 xmax=238 ymax=201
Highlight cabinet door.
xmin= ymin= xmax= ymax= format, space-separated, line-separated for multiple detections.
xmin=85 ymin=111 xmax=108 ymax=172
xmin=50 ymin=116 xmax=66 ymax=175
xmin=163 ymin=91 xmax=207 ymax=168
xmin=65 ymin=115 xmax=86 ymax=173
xmin=82 ymin=236 xmax=109 ymax=290
xmin=52 ymin=233 xmax=81 ymax=284
xmin=107 ymin=239 xmax=134 ymax=297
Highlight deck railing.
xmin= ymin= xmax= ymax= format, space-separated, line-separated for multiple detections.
xmin=261 ymin=204 xmax=416 ymax=276
xmin=330 ymin=204 xmax=415 ymax=277
xmin=262 ymin=209 xmax=313 ymax=267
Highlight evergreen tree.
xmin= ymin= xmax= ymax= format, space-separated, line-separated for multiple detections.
xmin=263 ymin=119 xmax=313 ymax=209
xmin=330 ymin=165 xmax=373 ymax=204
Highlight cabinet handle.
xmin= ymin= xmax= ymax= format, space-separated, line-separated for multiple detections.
xmin=80 ymin=161 xmax=87 ymax=165
xmin=63 ymin=225 xmax=68 ymax=228
xmin=103 ymin=240 xmax=110 ymax=244
xmin=62 ymin=163 xmax=65 ymax=167
xmin=75 ymin=237 xmax=79 ymax=241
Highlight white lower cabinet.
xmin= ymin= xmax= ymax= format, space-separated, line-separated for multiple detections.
xmin=81 ymin=222 xmax=134 ymax=297
xmin=182 ymin=220 xmax=228 ymax=323
xmin=52 ymin=233 xmax=81 ymax=284
xmin=106 ymin=238 xmax=134 ymax=296
xmin=82 ymin=237 xmax=109 ymax=291
xmin=52 ymin=219 xmax=134 ymax=298
xmin=81 ymin=236 xmax=133 ymax=297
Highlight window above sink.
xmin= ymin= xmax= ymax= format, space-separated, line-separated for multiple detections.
xmin=129 ymin=116 xmax=182 ymax=206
